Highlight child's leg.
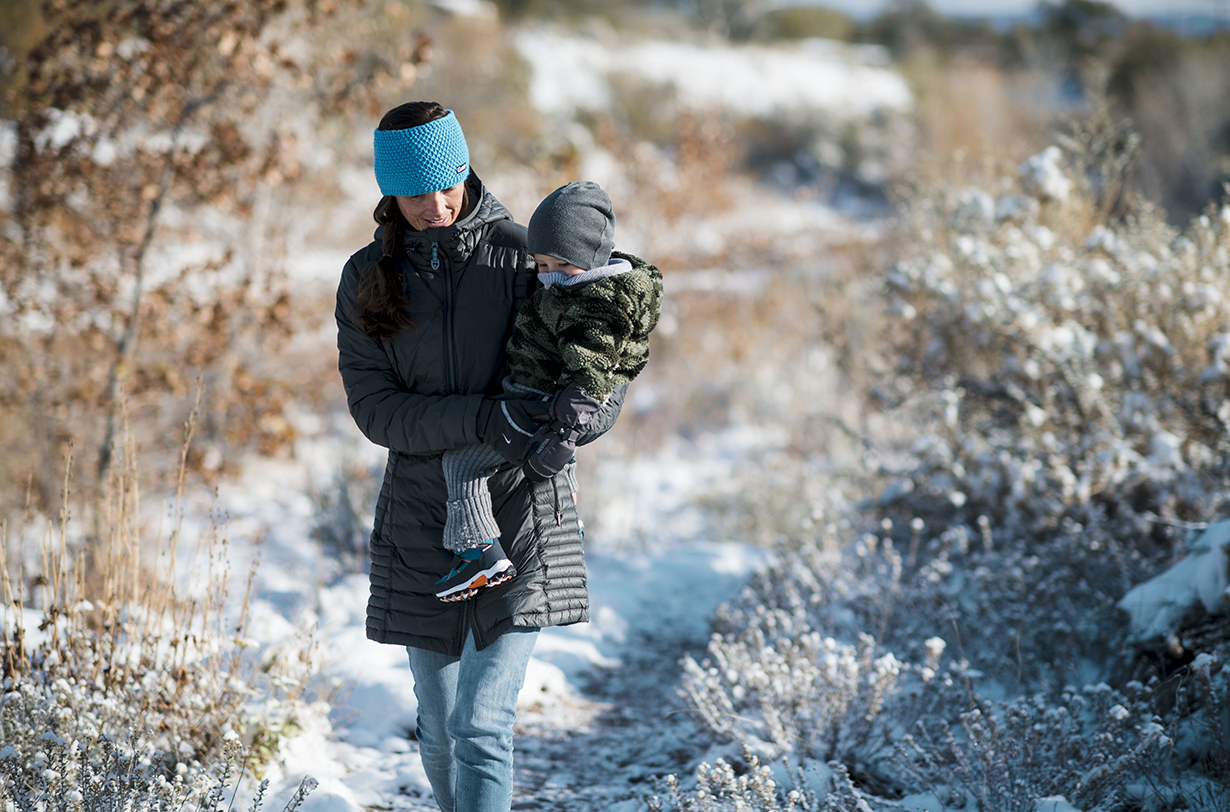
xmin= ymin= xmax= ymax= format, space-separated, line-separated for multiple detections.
xmin=437 ymin=444 xmax=516 ymax=602
xmin=441 ymin=444 xmax=506 ymax=552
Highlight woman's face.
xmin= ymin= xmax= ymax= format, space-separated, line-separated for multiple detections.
xmin=396 ymin=182 xmax=466 ymax=230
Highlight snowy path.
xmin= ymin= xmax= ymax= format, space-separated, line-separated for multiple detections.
xmin=509 ymin=544 xmax=757 ymax=811
xmin=286 ymin=546 xmax=759 ymax=812
xmin=512 ymin=628 xmax=707 ymax=812
xmin=207 ymin=431 xmax=764 ymax=812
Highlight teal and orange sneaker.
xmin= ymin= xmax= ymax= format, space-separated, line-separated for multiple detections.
xmin=434 ymin=539 xmax=516 ymax=602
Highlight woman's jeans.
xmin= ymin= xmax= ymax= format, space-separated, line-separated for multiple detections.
xmin=407 ymin=627 xmax=539 ymax=812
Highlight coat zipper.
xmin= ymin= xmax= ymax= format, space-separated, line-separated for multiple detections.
xmin=438 ymin=240 xmax=459 ymax=393
xmin=552 ymin=475 xmax=563 ymax=526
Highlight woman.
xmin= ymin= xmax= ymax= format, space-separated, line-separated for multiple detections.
xmin=334 ymin=101 xmax=625 ymax=812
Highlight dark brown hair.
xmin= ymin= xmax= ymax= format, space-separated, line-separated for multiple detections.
xmin=356 ymin=102 xmax=471 ymax=338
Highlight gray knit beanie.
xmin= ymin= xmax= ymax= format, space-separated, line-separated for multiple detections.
xmin=526 ymin=181 xmax=615 ymax=270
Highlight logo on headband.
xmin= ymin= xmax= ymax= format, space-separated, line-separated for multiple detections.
xmin=456 ymin=162 xmax=468 ymax=174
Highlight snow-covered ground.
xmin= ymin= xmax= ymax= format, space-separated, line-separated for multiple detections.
xmin=193 ymin=418 xmax=768 ymax=812
xmin=514 ymin=30 xmax=911 ymax=122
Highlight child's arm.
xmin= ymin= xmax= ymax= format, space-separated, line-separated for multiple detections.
xmin=559 ymin=260 xmax=662 ymax=400
xmin=555 ymin=305 xmax=634 ymax=401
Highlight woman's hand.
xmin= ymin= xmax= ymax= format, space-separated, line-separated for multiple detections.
xmin=478 ymin=397 xmax=551 ymax=465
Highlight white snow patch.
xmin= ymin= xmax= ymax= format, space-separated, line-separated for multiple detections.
xmin=430 ymin=0 xmax=497 ymax=19
xmin=1035 ymin=797 xmax=1081 ymax=812
xmin=1119 ymin=520 xmax=1230 ymax=643
xmin=1020 ymin=146 xmax=1071 ymax=203
xmin=515 ymin=31 xmax=911 ymax=122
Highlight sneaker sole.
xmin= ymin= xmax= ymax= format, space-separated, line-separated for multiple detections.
xmin=435 ymin=562 xmax=516 ymax=601
xmin=438 ymin=569 xmax=516 ymax=602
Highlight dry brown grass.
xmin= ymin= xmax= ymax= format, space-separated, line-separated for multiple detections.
xmin=0 ymin=396 xmax=307 ymax=778
xmin=919 ymin=60 xmax=1056 ymax=161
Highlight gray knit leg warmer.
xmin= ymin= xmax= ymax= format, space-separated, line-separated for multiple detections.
xmin=441 ymin=443 xmax=506 ymax=552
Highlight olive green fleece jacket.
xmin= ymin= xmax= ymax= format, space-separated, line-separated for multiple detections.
xmin=504 ymin=251 xmax=663 ymax=402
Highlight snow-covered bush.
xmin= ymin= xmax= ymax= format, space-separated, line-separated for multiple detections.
xmin=679 ymin=524 xmax=966 ymax=798
xmin=899 ymin=682 xmax=1169 ymax=812
xmin=675 ymin=493 xmax=1223 ymax=809
xmin=1 ymin=438 xmax=319 ymax=803
xmin=671 ymin=112 xmax=1230 ymax=810
xmin=647 ymin=751 xmax=872 ymax=812
xmin=876 ymin=140 xmax=1230 ymax=544
xmin=1129 ymin=653 xmax=1230 ymax=811
xmin=0 ymin=732 xmax=317 ymax=812
xmin=681 ymin=624 xmax=904 ymax=763
xmin=896 ymin=654 xmax=1230 ymax=811
xmin=830 ymin=517 xmax=1152 ymax=695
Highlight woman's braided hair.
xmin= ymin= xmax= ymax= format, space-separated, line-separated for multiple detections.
xmin=357 ymin=101 xmax=471 ymax=338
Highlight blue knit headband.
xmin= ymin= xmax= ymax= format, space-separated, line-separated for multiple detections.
xmin=373 ymin=110 xmax=471 ymax=197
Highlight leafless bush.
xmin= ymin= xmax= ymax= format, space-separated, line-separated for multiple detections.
xmin=681 ymin=626 xmax=904 ymax=761
xmin=647 ymin=750 xmax=889 ymax=812
xmin=1128 ymin=654 xmax=1230 ymax=811
xmin=0 ymin=0 xmax=392 ymax=519
xmin=899 ymin=682 xmax=1168 ymax=812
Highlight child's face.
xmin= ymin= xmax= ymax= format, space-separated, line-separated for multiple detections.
xmin=533 ymin=254 xmax=585 ymax=276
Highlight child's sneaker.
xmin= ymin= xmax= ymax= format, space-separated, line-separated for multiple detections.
xmin=434 ymin=539 xmax=516 ymax=602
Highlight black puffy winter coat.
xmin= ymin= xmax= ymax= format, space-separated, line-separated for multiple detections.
xmin=335 ymin=174 xmax=623 ymax=655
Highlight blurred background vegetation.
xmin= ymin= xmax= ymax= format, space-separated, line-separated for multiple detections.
xmin=1 ymin=0 xmax=1227 ymax=534
xmin=7 ymin=0 xmax=1227 ymax=218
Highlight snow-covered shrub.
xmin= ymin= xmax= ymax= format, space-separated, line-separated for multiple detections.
xmin=647 ymin=751 xmax=876 ymax=812
xmin=1 ymin=438 xmax=319 ymax=798
xmin=706 ymin=509 xmax=1154 ymax=702
xmin=897 ymin=655 xmax=1230 ymax=812
xmin=875 ymin=137 xmax=1230 ymax=544
xmin=674 ymin=509 xmax=1211 ymax=808
xmin=840 ymin=518 xmax=1153 ymax=695
xmin=681 ymin=624 xmax=904 ymax=763
xmin=0 ymin=588 xmax=314 ymax=792
xmin=648 ymin=756 xmax=788 ymax=812
xmin=679 ymin=524 xmax=982 ymax=802
xmin=658 ymin=90 xmax=1230 ymax=812
xmin=899 ymin=682 xmax=1169 ymax=812
xmin=0 ymin=731 xmax=317 ymax=812
xmin=1127 ymin=653 xmax=1230 ymax=811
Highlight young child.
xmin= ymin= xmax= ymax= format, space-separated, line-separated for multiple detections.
xmin=434 ymin=181 xmax=664 ymax=601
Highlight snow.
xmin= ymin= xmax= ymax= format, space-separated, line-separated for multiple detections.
xmin=1118 ymin=520 xmax=1230 ymax=643
xmin=815 ymin=0 xmax=1216 ymax=16
xmin=1019 ymin=146 xmax=1071 ymax=203
xmin=1034 ymin=798 xmax=1081 ymax=812
xmin=430 ymin=0 xmax=498 ymax=20
xmin=515 ymin=30 xmax=912 ymax=123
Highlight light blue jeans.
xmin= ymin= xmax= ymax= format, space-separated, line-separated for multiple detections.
xmin=407 ymin=627 xmax=539 ymax=812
